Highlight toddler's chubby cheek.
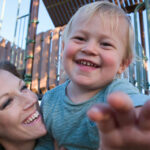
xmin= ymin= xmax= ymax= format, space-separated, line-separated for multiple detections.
xmin=63 ymin=41 xmax=79 ymax=57
xmin=103 ymin=53 xmax=121 ymax=65
xmin=103 ymin=57 xmax=116 ymax=66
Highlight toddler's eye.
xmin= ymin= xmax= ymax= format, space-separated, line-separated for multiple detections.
xmin=74 ymin=36 xmax=85 ymax=41
xmin=0 ymin=98 xmax=13 ymax=110
xmin=101 ymin=42 xmax=112 ymax=47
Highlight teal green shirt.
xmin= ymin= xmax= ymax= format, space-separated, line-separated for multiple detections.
xmin=35 ymin=79 xmax=150 ymax=150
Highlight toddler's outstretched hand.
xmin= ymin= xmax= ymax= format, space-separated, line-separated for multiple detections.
xmin=87 ymin=92 xmax=150 ymax=150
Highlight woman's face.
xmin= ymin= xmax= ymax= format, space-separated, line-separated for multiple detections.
xmin=0 ymin=70 xmax=46 ymax=142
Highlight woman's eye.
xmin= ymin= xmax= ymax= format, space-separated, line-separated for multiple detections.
xmin=0 ymin=98 xmax=13 ymax=110
xmin=21 ymin=85 xmax=28 ymax=91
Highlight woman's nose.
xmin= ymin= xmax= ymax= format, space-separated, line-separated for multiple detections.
xmin=19 ymin=91 xmax=38 ymax=110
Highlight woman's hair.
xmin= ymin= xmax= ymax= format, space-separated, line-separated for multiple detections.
xmin=0 ymin=61 xmax=21 ymax=78
xmin=62 ymin=1 xmax=135 ymax=62
xmin=0 ymin=145 xmax=4 ymax=150
xmin=0 ymin=61 xmax=21 ymax=149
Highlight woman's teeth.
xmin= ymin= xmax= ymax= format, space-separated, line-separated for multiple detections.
xmin=24 ymin=111 xmax=39 ymax=124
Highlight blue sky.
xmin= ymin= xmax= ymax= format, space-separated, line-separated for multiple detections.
xmin=0 ymin=0 xmax=54 ymax=43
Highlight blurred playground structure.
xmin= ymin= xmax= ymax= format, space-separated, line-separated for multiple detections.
xmin=0 ymin=0 xmax=149 ymax=98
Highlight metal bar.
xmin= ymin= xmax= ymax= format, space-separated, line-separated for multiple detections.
xmin=145 ymin=0 xmax=150 ymax=93
xmin=47 ymin=31 xmax=53 ymax=90
xmin=0 ymin=0 xmax=6 ymax=35
xmin=38 ymin=34 xmax=44 ymax=94
xmin=11 ymin=0 xmax=22 ymax=63
xmin=17 ymin=14 xmax=29 ymax=20
xmin=139 ymin=12 xmax=145 ymax=50
xmin=139 ymin=11 xmax=149 ymax=94
xmin=134 ymin=2 xmax=145 ymax=92
xmin=17 ymin=19 xmax=22 ymax=48
xmin=23 ymin=0 xmax=31 ymax=71
xmin=145 ymin=0 xmax=150 ymax=58
xmin=56 ymin=30 xmax=62 ymax=85
xmin=21 ymin=17 xmax=26 ymax=48
xmin=129 ymin=63 xmax=136 ymax=86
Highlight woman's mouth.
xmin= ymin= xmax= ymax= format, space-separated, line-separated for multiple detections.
xmin=23 ymin=111 xmax=40 ymax=124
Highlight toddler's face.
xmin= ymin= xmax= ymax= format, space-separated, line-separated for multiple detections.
xmin=62 ymin=14 xmax=129 ymax=90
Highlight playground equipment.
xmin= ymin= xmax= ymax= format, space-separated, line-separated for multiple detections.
xmin=0 ymin=0 xmax=150 ymax=97
xmin=0 ymin=0 xmax=6 ymax=36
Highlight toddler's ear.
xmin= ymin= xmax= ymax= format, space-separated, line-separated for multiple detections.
xmin=117 ymin=58 xmax=132 ymax=74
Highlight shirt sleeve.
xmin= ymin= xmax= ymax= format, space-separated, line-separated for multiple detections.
xmin=129 ymin=94 xmax=150 ymax=107
xmin=104 ymin=79 xmax=150 ymax=107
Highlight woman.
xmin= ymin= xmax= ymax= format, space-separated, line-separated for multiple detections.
xmin=0 ymin=61 xmax=47 ymax=150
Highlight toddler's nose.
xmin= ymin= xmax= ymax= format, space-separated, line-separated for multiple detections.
xmin=81 ymin=41 xmax=98 ymax=55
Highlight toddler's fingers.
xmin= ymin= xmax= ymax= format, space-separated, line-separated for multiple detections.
xmin=87 ymin=104 xmax=116 ymax=133
xmin=107 ymin=92 xmax=136 ymax=127
xmin=138 ymin=99 xmax=150 ymax=130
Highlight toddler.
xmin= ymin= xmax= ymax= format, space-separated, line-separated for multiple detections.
xmin=35 ymin=1 xmax=150 ymax=150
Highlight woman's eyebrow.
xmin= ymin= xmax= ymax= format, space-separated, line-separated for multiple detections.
xmin=0 ymin=93 xmax=8 ymax=100
xmin=0 ymin=80 xmax=22 ymax=100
